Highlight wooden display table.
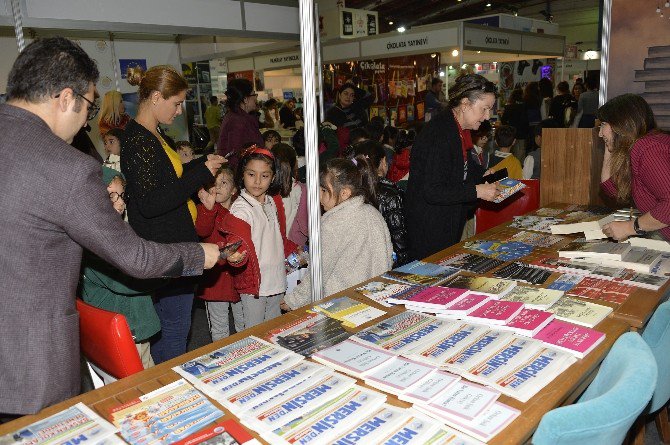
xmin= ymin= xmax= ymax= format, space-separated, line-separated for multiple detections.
xmin=2 ymin=205 xmax=662 ymax=444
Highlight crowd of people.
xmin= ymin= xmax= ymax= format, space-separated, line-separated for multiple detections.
xmin=2 ymin=36 xmax=669 ymax=419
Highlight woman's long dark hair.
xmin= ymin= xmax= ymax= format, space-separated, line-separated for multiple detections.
xmin=225 ymin=78 xmax=254 ymax=112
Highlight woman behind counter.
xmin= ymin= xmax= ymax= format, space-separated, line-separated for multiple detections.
xmin=405 ymin=74 xmax=500 ymax=260
xmin=598 ymin=94 xmax=670 ymax=241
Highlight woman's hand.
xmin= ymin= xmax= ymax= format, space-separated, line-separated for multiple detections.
xmin=205 ymin=154 xmax=226 ymax=176
xmin=198 ymin=187 xmax=216 ymax=210
xmin=602 ymin=221 xmax=635 ymax=241
xmin=227 ymin=250 xmax=247 ymax=265
xmin=476 ymin=182 xmax=500 ymax=202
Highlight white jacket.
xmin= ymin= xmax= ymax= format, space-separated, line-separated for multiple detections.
xmin=285 ymin=196 xmax=393 ymax=309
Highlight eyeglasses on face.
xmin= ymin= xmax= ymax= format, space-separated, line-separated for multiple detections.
xmin=109 ymin=192 xmax=126 ymax=203
xmin=54 ymin=91 xmax=100 ymax=121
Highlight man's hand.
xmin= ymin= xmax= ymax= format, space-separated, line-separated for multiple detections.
xmin=200 ymin=243 xmax=221 ymax=269
xmin=205 ymin=154 xmax=226 ymax=176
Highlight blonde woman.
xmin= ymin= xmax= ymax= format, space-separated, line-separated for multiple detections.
xmin=98 ymin=90 xmax=130 ymax=136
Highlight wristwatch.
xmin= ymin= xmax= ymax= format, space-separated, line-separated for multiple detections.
xmin=633 ymin=217 xmax=647 ymax=236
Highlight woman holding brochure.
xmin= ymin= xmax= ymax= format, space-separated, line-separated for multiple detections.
xmin=405 ymin=74 xmax=501 ymax=260
xmin=598 ymin=94 xmax=670 ymax=241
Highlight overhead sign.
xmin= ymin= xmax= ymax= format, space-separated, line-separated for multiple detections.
xmin=360 ymin=27 xmax=458 ymax=58
xmin=254 ymin=52 xmax=301 ymax=70
xmin=522 ymin=33 xmax=565 ymax=56
xmin=463 ymin=26 xmax=522 ymax=52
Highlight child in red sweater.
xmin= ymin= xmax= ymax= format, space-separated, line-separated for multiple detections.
xmin=195 ymin=165 xmax=245 ymax=341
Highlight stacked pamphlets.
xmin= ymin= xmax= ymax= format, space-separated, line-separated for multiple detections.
xmin=577 ymin=246 xmax=663 ymax=274
xmin=433 ymin=293 xmax=491 ymax=317
xmin=409 ymin=323 xmax=491 ymax=367
xmin=0 ymin=402 xmax=119 ymax=445
xmin=258 ymin=386 xmax=386 ymax=444
xmin=440 ymin=330 xmax=516 ymax=374
xmin=559 ymin=241 xmax=632 ymax=261
xmin=355 ymin=281 xmax=424 ymax=307
xmin=363 ymin=356 xmax=438 ymax=395
xmin=493 ymin=262 xmax=554 ymax=285
xmin=328 ymin=404 xmax=412 ymax=445
xmin=547 ymin=274 xmax=585 ymax=292
xmin=509 ymin=215 xmax=563 ymax=233
xmin=110 ymin=379 xmax=223 ymax=445
xmin=383 ymin=260 xmax=460 ymax=286
xmin=500 ymin=285 xmax=564 ymax=310
xmin=438 ymin=252 xmax=505 ymax=274
xmin=311 ymin=296 xmax=386 ymax=328
xmin=172 ymin=419 xmax=257 ymax=445
xmin=492 ymin=178 xmax=527 ymax=203
xmin=265 ymin=312 xmax=351 ymax=356
xmin=501 ymin=308 xmax=555 ymax=337
xmin=567 ymin=276 xmax=635 ymax=305
xmin=352 ymin=312 xmax=455 ymax=355
xmin=507 ymin=230 xmax=566 ymax=247
xmin=618 ymin=270 xmax=669 ymax=291
xmin=466 ymin=336 xmax=542 ymax=385
xmin=311 ymin=339 xmax=396 ymax=378
xmin=442 ymin=275 xmax=517 ymax=298
xmin=395 ymin=286 xmax=470 ymax=312
xmin=369 ymin=410 xmax=485 ymax=445
xmin=465 ymin=300 xmax=525 ymax=325
xmin=546 ymin=296 xmax=613 ymax=328
xmin=418 ymin=380 xmax=500 ymax=423
xmin=398 ymin=370 xmax=462 ymax=405
xmin=173 ymin=336 xmax=302 ymax=397
xmin=533 ymin=320 xmax=606 ymax=358
xmin=463 ymin=240 xmax=534 ymax=261
xmin=550 ymin=214 xmax=618 ymax=240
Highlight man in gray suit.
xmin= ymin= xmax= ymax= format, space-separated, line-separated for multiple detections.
xmin=0 ymin=37 xmax=222 ymax=416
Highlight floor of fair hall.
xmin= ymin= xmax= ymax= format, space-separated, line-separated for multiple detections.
xmin=79 ymin=298 xmax=666 ymax=444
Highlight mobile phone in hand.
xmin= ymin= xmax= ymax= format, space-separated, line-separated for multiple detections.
xmin=219 ymin=240 xmax=242 ymax=259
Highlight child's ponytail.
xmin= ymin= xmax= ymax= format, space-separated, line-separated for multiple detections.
xmin=319 ymin=156 xmax=378 ymax=208
xmin=351 ymin=154 xmax=378 ymax=208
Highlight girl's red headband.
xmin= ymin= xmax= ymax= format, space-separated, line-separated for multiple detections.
xmin=241 ymin=144 xmax=274 ymax=160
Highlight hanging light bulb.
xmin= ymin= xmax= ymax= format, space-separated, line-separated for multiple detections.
xmin=666 ymin=1 xmax=669 ymax=7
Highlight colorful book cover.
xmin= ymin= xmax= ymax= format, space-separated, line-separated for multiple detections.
xmin=438 ymin=253 xmax=505 ymax=274
xmin=492 ymin=178 xmax=527 ymax=203
xmin=546 ymin=296 xmax=613 ymax=328
xmin=352 ymin=312 xmax=453 ymax=355
xmin=372 ymin=411 xmax=453 ymax=445
xmin=443 ymin=275 xmax=517 ymax=298
xmin=265 ymin=312 xmax=351 ymax=357
xmin=410 ymin=323 xmax=490 ymax=367
xmin=311 ymin=296 xmax=386 ymax=328
xmin=329 ymin=405 xmax=411 ymax=445
xmin=533 ymin=319 xmax=606 ymax=358
xmin=547 ymin=274 xmax=584 ymax=292
xmin=466 ymin=300 xmax=525 ymax=325
xmin=398 ymin=370 xmax=462 ymax=405
xmin=0 ymin=403 xmax=118 ymax=445
xmin=493 ymin=262 xmax=554 ymax=285
xmin=508 ymin=230 xmax=566 ymax=247
xmin=465 ymin=337 xmax=543 ymax=385
xmin=171 ymin=419 xmax=256 ymax=445
xmin=501 ymin=308 xmax=555 ymax=337
xmin=355 ymin=281 xmax=423 ymax=307
xmin=501 ymin=286 xmax=564 ymax=310
xmin=110 ymin=380 xmax=223 ymax=445
xmin=463 ymin=240 xmax=534 ymax=261
xmin=383 ymin=260 xmax=460 ymax=286
xmin=311 ymin=339 xmax=396 ymax=378
xmin=364 ymin=357 xmax=437 ymax=395
xmin=435 ymin=293 xmax=491 ymax=316
xmin=398 ymin=286 xmax=470 ymax=309
xmin=444 ymin=329 xmax=516 ymax=373
xmin=619 ymin=270 xmax=669 ymax=290
xmin=568 ymin=277 xmax=633 ymax=305
xmin=509 ymin=216 xmax=563 ymax=233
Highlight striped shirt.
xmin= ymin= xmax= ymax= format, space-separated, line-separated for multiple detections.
xmin=601 ymin=132 xmax=670 ymax=240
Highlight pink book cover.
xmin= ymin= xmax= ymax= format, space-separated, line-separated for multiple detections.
xmin=504 ymin=308 xmax=555 ymax=336
xmin=533 ymin=319 xmax=606 ymax=358
xmin=405 ymin=286 xmax=470 ymax=308
xmin=467 ymin=300 xmax=525 ymax=325
xmin=440 ymin=293 xmax=491 ymax=315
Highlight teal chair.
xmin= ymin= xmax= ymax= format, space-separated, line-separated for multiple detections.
xmin=533 ymin=332 xmax=657 ymax=445
xmin=641 ymin=301 xmax=670 ymax=443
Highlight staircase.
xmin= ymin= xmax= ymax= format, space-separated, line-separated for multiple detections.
xmin=636 ymin=45 xmax=670 ymax=130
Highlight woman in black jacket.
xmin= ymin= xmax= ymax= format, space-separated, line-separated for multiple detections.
xmin=405 ymin=74 xmax=500 ymax=260
xmin=353 ymin=140 xmax=410 ymax=267
xmin=325 ymin=82 xmax=374 ymax=130
xmin=122 ymin=65 xmax=225 ymax=364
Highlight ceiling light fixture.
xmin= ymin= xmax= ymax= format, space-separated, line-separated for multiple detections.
xmin=452 ymin=49 xmax=459 ymax=57
xmin=388 ymin=20 xmax=394 ymax=25
xmin=397 ymin=25 xmax=406 ymax=32
xmin=486 ymin=3 xmax=492 ymax=7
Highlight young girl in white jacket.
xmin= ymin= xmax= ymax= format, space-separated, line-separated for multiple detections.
xmin=282 ymin=156 xmax=393 ymax=310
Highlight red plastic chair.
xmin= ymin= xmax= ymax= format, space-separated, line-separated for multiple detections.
xmin=76 ymin=299 xmax=144 ymax=387
xmin=475 ymin=179 xmax=541 ymax=234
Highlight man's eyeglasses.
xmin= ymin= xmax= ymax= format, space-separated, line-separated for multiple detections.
xmin=54 ymin=92 xmax=100 ymax=121
xmin=109 ymin=192 xmax=126 ymax=203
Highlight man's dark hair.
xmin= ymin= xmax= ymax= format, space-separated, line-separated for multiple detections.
xmin=431 ymin=77 xmax=444 ymax=87
xmin=494 ymin=125 xmax=516 ymax=148
xmin=6 ymin=37 xmax=99 ymax=103
xmin=210 ymin=96 xmax=218 ymax=103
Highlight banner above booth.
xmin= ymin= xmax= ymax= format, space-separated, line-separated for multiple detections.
xmin=462 ymin=23 xmax=565 ymax=56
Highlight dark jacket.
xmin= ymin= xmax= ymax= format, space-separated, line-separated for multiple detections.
xmin=216 ymin=110 xmax=264 ymax=168
xmin=501 ymin=101 xmax=530 ymax=139
xmin=377 ymin=177 xmax=410 ymax=267
xmin=405 ymin=109 xmax=485 ymax=260
xmin=121 ymin=119 xmax=213 ymax=244
xmin=549 ymin=94 xmax=577 ymax=127
xmin=325 ymin=86 xmax=374 ymax=129
xmin=279 ymin=105 xmax=297 ymax=128
xmin=0 ymin=104 xmax=204 ymax=415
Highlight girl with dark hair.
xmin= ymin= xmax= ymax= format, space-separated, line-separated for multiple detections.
xmin=220 ymin=147 xmax=299 ymax=328
xmin=598 ymin=94 xmax=670 ymax=241
xmin=354 ymin=140 xmax=410 ymax=267
xmin=282 ymin=156 xmax=392 ymax=310
xmin=216 ymin=78 xmax=264 ymax=168
xmin=122 ymin=65 xmax=226 ymax=363
xmin=272 ymin=143 xmax=309 ymax=246
xmin=405 ymin=74 xmax=500 ymax=260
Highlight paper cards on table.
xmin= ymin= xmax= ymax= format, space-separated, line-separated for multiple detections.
xmin=311 ymin=296 xmax=386 ymax=328
xmin=398 ymin=370 xmax=462 ymax=405
xmin=264 ymin=312 xmax=351 ymax=356
xmin=0 ymin=402 xmax=119 ymax=445
xmin=311 ymin=339 xmax=396 ymax=378
xmin=110 ymin=379 xmax=223 ymax=445
xmin=363 ymin=356 xmax=437 ymax=395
